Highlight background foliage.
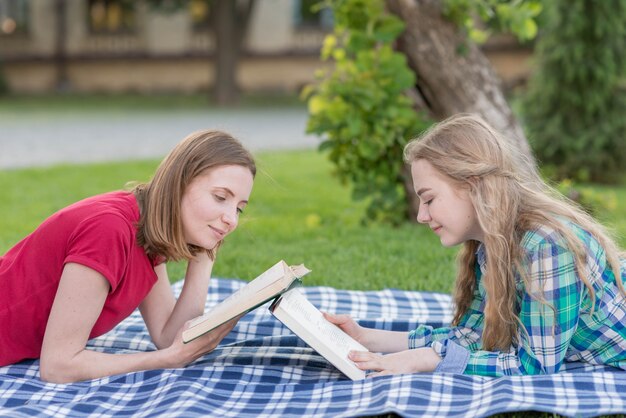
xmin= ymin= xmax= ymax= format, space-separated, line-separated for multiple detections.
xmin=305 ymin=0 xmax=544 ymax=225
xmin=443 ymin=0 xmax=542 ymax=43
xmin=304 ymin=0 xmax=427 ymax=225
xmin=523 ymin=0 xmax=626 ymax=183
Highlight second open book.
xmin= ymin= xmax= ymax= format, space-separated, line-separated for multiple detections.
xmin=269 ymin=288 xmax=367 ymax=380
xmin=182 ymin=260 xmax=367 ymax=381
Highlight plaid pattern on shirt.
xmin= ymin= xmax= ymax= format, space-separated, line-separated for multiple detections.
xmin=409 ymin=222 xmax=626 ymax=376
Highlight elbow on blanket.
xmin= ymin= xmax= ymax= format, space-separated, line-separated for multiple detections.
xmin=39 ymin=358 xmax=82 ymax=384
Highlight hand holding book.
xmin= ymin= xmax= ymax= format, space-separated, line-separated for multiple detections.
xmin=270 ymin=289 xmax=368 ymax=380
xmin=183 ymin=259 xmax=369 ymax=381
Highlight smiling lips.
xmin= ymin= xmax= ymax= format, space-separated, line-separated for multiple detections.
xmin=210 ymin=226 xmax=226 ymax=240
xmin=431 ymin=225 xmax=442 ymax=234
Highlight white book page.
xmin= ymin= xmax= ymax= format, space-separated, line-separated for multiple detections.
xmin=275 ymin=289 xmax=367 ymax=380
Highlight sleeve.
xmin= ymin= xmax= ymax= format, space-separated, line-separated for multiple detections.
xmin=410 ymin=239 xmax=583 ymax=376
xmin=408 ymin=287 xmax=486 ymax=373
xmin=64 ymin=213 xmax=134 ymax=292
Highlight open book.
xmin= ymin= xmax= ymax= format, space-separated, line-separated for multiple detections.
xmin=270 ymin=288 xmax=368 ymax=381
xmin=182 ymin=260 xmax=310 ymax=343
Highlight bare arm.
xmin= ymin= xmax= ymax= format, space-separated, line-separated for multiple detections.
xmin=139 ymin=251 xmax=214 ymax=348
xmin=324 ymin=312 xmax=441 ymax=376
xmin=40 ymin=262 xmax=236 ymax=383
xmin=323 ymin=312 xmax=409 ymax=353
xmin=350 ymin=347 xmax=441 ymax=376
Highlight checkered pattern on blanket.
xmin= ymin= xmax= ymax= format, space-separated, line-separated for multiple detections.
xmin=1 ymin=279 xmax=625 ymax=417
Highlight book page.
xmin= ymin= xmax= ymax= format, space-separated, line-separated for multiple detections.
xmin=290 ymin=264 xmax=311 ymax=279
xmin=277 ymin=289 xmax=368 ymax=357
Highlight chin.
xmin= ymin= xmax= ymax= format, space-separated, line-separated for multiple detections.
xmin=189 ymin=239 xmax=219 ymax=251
xmin=440 ymin=238 xmax=462 ymax=247
xmin=204 ymin=242 xmax=219 ymax=251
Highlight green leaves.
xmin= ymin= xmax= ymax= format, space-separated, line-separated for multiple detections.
xmin=443 ymin=0 xmax=542 ymax=43
xmin=523 ymin=0 xmax=626 ymax=183
xmin=304 ymin=0 xmax=427 ymax=224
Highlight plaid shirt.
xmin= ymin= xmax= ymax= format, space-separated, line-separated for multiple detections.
xmin=409 ymin=222 xmax=626 ymax=376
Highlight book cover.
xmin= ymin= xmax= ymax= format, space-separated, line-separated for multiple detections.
xmin=270 ymin=288 xmax=367 ymax=381
xmin=182 ymin=260 xmax=310 ymax=343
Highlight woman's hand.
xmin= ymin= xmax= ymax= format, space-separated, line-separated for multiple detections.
xmin=349 ymin=347 xmax=441 ymax=377
xmin=164 ymin=315 xmax=242 ymax=368
xmin=323 ymin=312 xmax=411 ymax=353
xmin=186 ymin=250 xmax=214 ymax=280
xmin=323 ymin=312 xmax=367 ymax=345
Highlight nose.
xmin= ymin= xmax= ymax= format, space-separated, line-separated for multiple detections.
xmin=416 ymin=205 xmax=430 ymax=224
xmin=221 ymin=209 xmax=238 ymax=230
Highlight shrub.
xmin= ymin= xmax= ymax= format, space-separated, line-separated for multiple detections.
xmin=303 ymin=0 xmax=428 ymax=225
xmin=523 ymin=0 xmax=626 ymax=183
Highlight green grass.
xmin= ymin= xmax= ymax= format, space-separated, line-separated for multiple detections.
xmin=2 ymin=149 xmax=625 ymax=295
xmin=0 ymin=92 xmax=304 ymax=116
xmin=0 ymin=150 xmax=458 ymax=292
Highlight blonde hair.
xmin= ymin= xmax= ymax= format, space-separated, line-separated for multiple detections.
xmin=404 ymin=114 xmax=625 ymax=351
xmin=133 ymin=130 xmax=256 ymax=261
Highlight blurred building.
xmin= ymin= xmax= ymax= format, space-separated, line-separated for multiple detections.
xmin=0 ymin=0 xmax=532 ymax=95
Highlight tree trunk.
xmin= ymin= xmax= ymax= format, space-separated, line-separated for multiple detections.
xmin=386 ymin=0 xmax=532 ymax=220
xmin=401 ymin=164 xmax=420 ymax=222
xmin=386 ymin=0 xmax=529 ymax=149
xmin=212 ymin=0 xmax=255 ymax=106
xmin=54 ymin=0 xmax=69 ymax=92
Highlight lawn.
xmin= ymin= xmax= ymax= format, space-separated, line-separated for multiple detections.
xmin=2 ymin=146 xmax=626 ymax=295
xmin=0 ymin=92 xmax=303 ymax=116
xmin=0 ymin=150 xmax=458 ymax=292
xmin=2 ymin=149 xmax=625 ymax=295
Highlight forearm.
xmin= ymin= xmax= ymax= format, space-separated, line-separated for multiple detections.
xmin=43 ymin=300 xmax=238 ymax=384
xmin=159 ymin=257 xmax=213 ymax=345
xmin=350 ymin=346 xmax=441 ymax=375
xmin=361 ymin=328 xmax=409 ymax=353
xmin=40 ymin=346 xmax=173 ymax=383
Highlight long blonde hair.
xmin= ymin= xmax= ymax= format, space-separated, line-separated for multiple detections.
xmin=133 ymin=130 xmax=256 ymax=262
xmin=404 ymin=114 xmax=625 ymax=351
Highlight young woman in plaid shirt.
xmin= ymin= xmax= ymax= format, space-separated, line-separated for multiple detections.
xmin=326 ymin=114 xmax=626 ymax=377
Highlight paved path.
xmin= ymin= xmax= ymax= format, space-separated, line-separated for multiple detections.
xmin=0 ymin=107 xmax=319 ymax=169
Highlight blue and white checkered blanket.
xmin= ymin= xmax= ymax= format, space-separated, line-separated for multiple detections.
xmin=1 ymin=279 xmax=625 ymax=417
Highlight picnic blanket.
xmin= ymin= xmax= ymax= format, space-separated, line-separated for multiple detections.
xmin=1 ymin=278 xmax=625 ymax=418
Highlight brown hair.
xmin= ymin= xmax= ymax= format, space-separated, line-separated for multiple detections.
xmin=404 ymin=114 xmax=625 ymax=351
xmin=133 ymin=130 xmax=256 ymax=261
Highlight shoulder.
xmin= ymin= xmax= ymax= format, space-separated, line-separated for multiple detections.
xmin=64 ymin=192 xmax=139 ymax=243
xmin=72 ymin=191 xmax=138 ymax=218
xmin=521 ymin=220 xmax=597 ymax=252
xmin=65 ymin=191 xmax=138 ymax=225
xmin=519 ymin=220 xmax=606 ymax=272
xmin=63 ymin=194 xmax=145 ymax=285
xmin=521 ymin=223 xmax=567 ymax=250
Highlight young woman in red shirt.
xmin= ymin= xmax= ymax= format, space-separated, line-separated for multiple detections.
xmin=0 ymin=130 xmax=255 ymax=383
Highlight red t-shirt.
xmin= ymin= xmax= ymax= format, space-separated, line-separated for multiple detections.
xmin=0 ymin=191 xmax=161 ymax=365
